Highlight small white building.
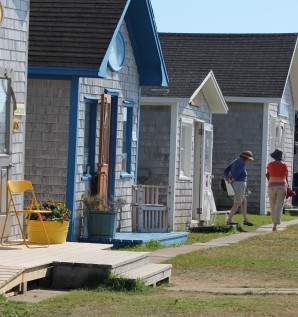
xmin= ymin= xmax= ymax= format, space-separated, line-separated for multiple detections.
xmin=141 ymin=71 xmax=228 ymax=229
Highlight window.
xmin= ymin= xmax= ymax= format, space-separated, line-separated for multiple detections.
xmin=279 ymin=102 xmax=289 ymax=118
xmin=277 ymin=122 xmax=286 ymax=154
xmin=83 ymin=99 xmax=97 ymax=178
xmin=269 ymin=115 xmax=277 ymax=154
xmin=180 ymin=119 xmax=193 ymax=178
xmin=121 ymin=100 xmax=134 ymax=178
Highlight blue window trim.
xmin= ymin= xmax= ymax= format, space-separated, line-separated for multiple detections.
xmin=108 ymin=95 xmax=119 ymax=198
xmin=120 ymin=100 xmax=134 ymax=179
xmin=81 ymin=97 xmax=97 ymax=181
xmin=104 ymin=88 xmax=120 ymax=96
xmin=108 ymin=32 xmax=126 ymax=72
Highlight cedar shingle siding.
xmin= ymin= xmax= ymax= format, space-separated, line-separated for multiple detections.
xmin=143 ymin=33 xmax=297 ymax=99
xmin=29 ymin=0 xmax=128 ymax=68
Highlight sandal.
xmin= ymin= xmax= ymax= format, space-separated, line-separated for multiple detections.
xmin=243 ymin=221 xmax=254 ymax=226
xmin=272 ymin=227 xmax=277 ymax=231
xmin=226 ymin=221 xmax=238 ymax=225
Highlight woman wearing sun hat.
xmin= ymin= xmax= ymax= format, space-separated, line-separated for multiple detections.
xmin=224 ymin=150 xmax=254 ymax=226
xmin=266 ymin=149 xmax=288 ymax=231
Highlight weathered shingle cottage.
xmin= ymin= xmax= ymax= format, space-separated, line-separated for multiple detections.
xmin=26 ymin=0 xmax=168 ymax=241
xmin=0 ymin=1 xmax=29 ymax=240
xmin=142 ymin=70 xmax=228 ymax=228
xmin=145 ymin=33 xmax=298 ymax=217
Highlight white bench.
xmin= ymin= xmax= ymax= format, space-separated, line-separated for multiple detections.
xmin=210 ymin=210 xmax=230 ymax=226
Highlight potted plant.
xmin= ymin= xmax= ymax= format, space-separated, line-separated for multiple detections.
xmin=82 ymin=194 xmax=125 ymax=239
xmin=26 ymin=200 xmax=71 ymax=244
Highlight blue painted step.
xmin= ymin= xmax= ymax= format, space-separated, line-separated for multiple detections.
xmin=80 ymin=232 xmax=189 ymax=247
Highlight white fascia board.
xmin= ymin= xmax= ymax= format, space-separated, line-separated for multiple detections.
xmin=189 ymin=71 xmax=228 ymax=114
xmin=224 ymin=96 xmax=281 ymax=104
xmin=141 ymin=96 xmax=186 ymax=106
xmin=288 ymin=39 xmax=298 ymax=111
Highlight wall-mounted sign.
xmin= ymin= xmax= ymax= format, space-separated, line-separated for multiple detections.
xmin=0 ymin=3 xmax=4 ymax=24
xmin=14 ymin=103 xmax=25 ymax=116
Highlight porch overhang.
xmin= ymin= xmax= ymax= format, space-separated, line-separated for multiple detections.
xmin=189 ymin=71 xmax=228 ymax=114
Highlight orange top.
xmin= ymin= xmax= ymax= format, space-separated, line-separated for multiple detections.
xmin=267 ymin=161 xmax=288 ymax=187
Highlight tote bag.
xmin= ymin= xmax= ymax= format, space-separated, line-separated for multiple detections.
xmin=224 ymin=179 xmax=235 ymax=196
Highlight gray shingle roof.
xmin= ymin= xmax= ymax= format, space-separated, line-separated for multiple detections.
xmin=142 ymin=33 xmax=298 ymax=99
xmin=29 ymin=0 xmax=128 ymax=69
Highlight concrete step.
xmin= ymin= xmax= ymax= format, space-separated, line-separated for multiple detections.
xmin=110 ymin=251 xmax=150 ymax=274
xmin=121 ymin=263 xmax=172 ymax=286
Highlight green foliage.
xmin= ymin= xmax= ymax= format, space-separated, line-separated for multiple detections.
xmin=26 ymin=200 xmax=71 ymax=223
xmin=98 ymin=273 xmax=148 ymax=292
xmin=82 ymin=193 xmax=126 ymax=213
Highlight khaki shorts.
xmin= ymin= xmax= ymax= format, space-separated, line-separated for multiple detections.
xmin=231 ymin=181 xmax=247 ymax=203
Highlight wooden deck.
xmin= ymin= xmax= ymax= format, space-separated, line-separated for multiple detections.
xmin=0 ymin=242 xmax=172 ymax=295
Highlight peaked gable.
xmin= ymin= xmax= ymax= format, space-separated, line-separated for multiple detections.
xmin=28 ymin=0 xmax=168 ymax=86
xmin=29 ymin=0 xmax=128 ymax=69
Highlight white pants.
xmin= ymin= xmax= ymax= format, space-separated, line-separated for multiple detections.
xmin=268 ymin=186 xmax=286 ymax=225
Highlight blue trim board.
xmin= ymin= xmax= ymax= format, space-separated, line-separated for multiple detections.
xmin=104 ymin=88 xmax=120 ymax=96
xmin=99 ymin=0 xmax=132 ymax=78
xmin=29 ymin=66 xmax=99 ymax=78
xmin=80 ymin=232 xmax=189 ymax=247
xmin=66 ymin=77 xmax=80 ymax=242
xmin=125 ymin=0 xmax=169 ymax=87
xmin=108 ymin=95 xmax=119 ymax=199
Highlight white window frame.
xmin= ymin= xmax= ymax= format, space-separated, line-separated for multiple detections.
xmin=179 ymin=117 xmax=193 ymax=180
xmin=277 ymin=121 xmax=286 ymax=154
xmin=269 ymin=115 xmax=277 ymax=155
xmin=279 ymin=102 xmax=289 ymax=118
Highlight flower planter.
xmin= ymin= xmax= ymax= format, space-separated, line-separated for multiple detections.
xmin=27 ymin=220 xmax=70 ymax=244
xmin=87 ymin=211 xmax=117 ymax=238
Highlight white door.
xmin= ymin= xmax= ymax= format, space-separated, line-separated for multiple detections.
xmin=192 ymin=122 xmax=213 ymax=222
xmin=0 ymin=73 xmax=13 ymax=226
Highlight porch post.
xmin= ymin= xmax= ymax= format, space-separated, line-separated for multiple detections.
xmin=260 ymin=103 xmax=269 ymax=215
xmin=168 ymin=103 xmax=178 ymax=230
xmin=66 ymin=77 xmax=80 ymax=241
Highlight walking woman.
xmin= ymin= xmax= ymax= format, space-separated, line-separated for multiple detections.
xmin=224 ymin=150 xmax=254 ymax=226
xmin=266 ymin=149 xmax=288 ymax=231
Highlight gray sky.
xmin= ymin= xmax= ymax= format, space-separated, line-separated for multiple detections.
xmin=151 ymin=0 xmax=298 ymax=33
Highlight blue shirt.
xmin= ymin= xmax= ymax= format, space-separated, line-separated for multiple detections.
xmin=224 ymin=158 xmax=247 ymax=182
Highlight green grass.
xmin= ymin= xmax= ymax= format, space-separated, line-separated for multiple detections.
xmin=1 ymin=290 xmax=298 ymax=317
xmin=167 ymin=223 xmax=298 ymax=289
xmin=119 ymin=214 xmax=297 ymax=252
xmin=1 ymin=224 xmax=298 ymax=317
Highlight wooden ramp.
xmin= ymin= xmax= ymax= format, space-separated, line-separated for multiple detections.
xmin=0 ymin=266 xmax=24 ymax=295
xmin=0 ymin=242 xmax=172 ymax=295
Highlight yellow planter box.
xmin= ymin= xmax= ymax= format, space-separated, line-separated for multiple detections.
xmin=28 ymin=220 xmax=70 ymax=244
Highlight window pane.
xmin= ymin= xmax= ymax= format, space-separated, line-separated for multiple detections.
xmin=0 ymin=79 xmax=8 ymax=155
xmin=180 ymin=126 xmax=186 ymax=173
xmin=122 ymin=107 xmax=127 ymax=172
xmin=83 ymin=103 xmax=91 ymax=174
xmin=204 ymin=130 xmax=212 ymax=173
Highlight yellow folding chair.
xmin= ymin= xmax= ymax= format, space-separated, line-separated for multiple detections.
xmin=1 ymin=180 xmax=52 ymax=248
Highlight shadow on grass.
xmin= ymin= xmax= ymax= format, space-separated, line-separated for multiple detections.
xmin=82 ymin=272 xmax=149 ymax=293
xmin=189 ymin=224 xmax=246 ymax=234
